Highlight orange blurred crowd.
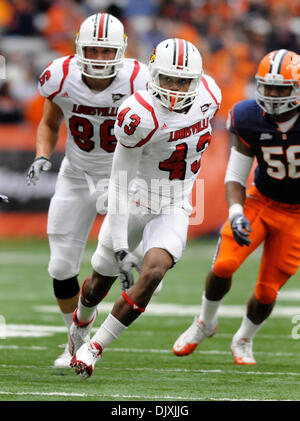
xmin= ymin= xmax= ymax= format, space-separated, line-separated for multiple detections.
xmin=1 ymin=0 xmax=300 ymax=128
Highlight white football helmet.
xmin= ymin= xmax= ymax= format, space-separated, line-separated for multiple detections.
xmin=76 ymin=13 xmax=127 ymax=79
xmin=148 ymin=38 xmax=203 ymax=111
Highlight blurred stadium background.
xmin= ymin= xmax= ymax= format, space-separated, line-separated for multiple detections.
xmin=1 ymin=0 xmax=300 ymax=239
xmin=1 ymin=1 xmax=300 ymax=402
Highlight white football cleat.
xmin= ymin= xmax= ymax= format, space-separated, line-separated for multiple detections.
xmin=53 ymin=343 xmax=72 ymax=368
xmin=231 ymin=337 xmax=257 ymax=365
xmin=70 ymin=341 xmax=102 ymax=379
xmin=173 ymin=317 xmax=218 ymax=356
xmin=69 ymin=307 xmax=97 ymax=355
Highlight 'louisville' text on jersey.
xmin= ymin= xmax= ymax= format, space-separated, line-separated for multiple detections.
xmin=168 ymin=117 xmax=210 ymax=142
xmin=72 ymin=104 xmax=118 ymax=116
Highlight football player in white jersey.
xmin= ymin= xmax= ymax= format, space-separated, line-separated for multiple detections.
xmin=68 ymin=38 xmax=222 ymax=379
xmin=26 ymin=13 xmax=149 ymax=368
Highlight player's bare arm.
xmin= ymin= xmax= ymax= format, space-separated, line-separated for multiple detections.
xmin=26 ymin=99 xmax=64 ymax=186
xmin=35 ymin=98 xmax=64 ymax=159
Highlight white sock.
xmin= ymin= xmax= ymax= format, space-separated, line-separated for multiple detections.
xmin=233 ymin=315 xmax=264 ymax=341
xmin=199 ymin=293 xmax=222 ymax=326
xmin=92 ymin=313 xmax=127 ymax=349
xmin=77 ymin=297 xmax=98 ymax=324
xmin=61 ymin=311 xmax=73 ymax=330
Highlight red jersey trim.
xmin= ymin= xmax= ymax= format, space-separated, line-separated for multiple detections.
xmin=121 ymin=92 xmax=159 ymax=148
xmin=130 ymin=60 xmax=141 ymax=95
xmin=47 ymin=55 xmax=74 ymax=101
xmin=201 ymin=76 xmax=220 ymax=107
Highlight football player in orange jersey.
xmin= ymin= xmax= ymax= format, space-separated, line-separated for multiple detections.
xmin=173 ymin=49 xmax=300 ymax=365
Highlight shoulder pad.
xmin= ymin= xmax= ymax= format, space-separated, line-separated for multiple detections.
xmin=114 ymin=91 xmax=158 ymax=148
xmin=123 ymin=59 xmax=150 ymax=93
xmin=230 ymin=100 xmax=259 ymax=131
xmin=201 ymin=74 xmax=222 ymax=108
xmin=38 ymin=55 xmax=74 ymax=99
xmin=133 ymin=62 xmax=150 ymax=91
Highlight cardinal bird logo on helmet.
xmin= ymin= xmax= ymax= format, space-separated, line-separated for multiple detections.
xmin=150 ymin=48 xmax=156 ymax=64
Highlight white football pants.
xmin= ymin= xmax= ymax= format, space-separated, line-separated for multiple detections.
xmin=91 ymin=201 xmax=190 ymax=277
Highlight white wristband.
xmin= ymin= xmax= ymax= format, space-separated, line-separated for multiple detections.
xmin=224 ymin=146 xmax=254 ymax=187
xmin=229 ymin=203 xmax=244 ymax=220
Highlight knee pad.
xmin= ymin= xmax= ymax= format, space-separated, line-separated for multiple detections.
xmin=48 ymin=257 xmax=77 ymax=280
xmin=213 ymin=258 xmax=239 ymax=278
xmin=255 ymin=283 xmax=277 ymax=304
xmin=53 ymin=276 xmax=80 ymax=299
xmin=91 ymin=247 xmax=119 ymax=277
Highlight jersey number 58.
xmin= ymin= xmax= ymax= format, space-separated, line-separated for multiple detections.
xmin=262 ymin=146 xmax=300 ymax=179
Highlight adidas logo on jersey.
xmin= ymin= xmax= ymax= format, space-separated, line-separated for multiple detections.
xmin=260 ymin=133 xmax=273 ymax=140
xmin=161 ymin=123 xmax=168 ymax=130
xmin=112 ymin=93 xmax=126 ymax=102
xmin=61 ymin=92 xmax=69 ymax=98
xmin=200 ymin=103 xmax=211 ymax=114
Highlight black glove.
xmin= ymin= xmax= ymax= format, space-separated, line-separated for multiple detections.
xmin=0 ymin=194 xmax=9 ymax=203
xmin=230 ymin=214 xmax=252 ymax=247
xmin=26 ymin=156 xmax=52 ymax=186
xmin=115 ymin=250 xmax=140 ymax=291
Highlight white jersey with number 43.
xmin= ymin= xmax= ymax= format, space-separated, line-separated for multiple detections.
xmin=114 ymin=74 xmax=221 ymax=212
xmin=38 ymin=54 xmax=149 ymax=176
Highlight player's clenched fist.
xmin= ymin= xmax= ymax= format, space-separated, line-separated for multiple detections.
xmin=230 ymin=213 xmax=252 ymax=247
xmin=114 ymin=250 xmax=140 ymax=291
xmin=26 ymin=156 xmax=52 ymax=186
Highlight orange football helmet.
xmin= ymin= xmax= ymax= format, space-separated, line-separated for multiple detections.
xmin=255 ymin=49 xmax=300 ymax=115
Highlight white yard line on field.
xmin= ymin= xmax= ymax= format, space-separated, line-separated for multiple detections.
xmin=120 ymin=366 xmax=300 ymax=377
xmin=1 ymin=363 xmax=300 ymax=378
xmin=0 ymin=345 xmax=46 ymax=350
xmin=106 ymin=347 xmax=299 ymax=358
xmin=35 ymin=302 xmax=300 ymax=317
xmin=278 ymin=289 xmax=300 ymax=300
xmin=0 ymin=390 xmax=274 ymax=400
xmin=0 ymin=253 xmax=50 ymax=264
xmin=0 ymin=252 xmax=95 ymax=265
xmin=0 ymin=246 xmax=221 ymax=264
xmin=0 ymin=344 xmax=297 ymax=358
xmin=0 ymin=391 xmax=89 ymax=397
xmin=1 ymin=323 xmax=292 ymax=339
xmin=0 ymin=390 xmax=291 ymax=401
